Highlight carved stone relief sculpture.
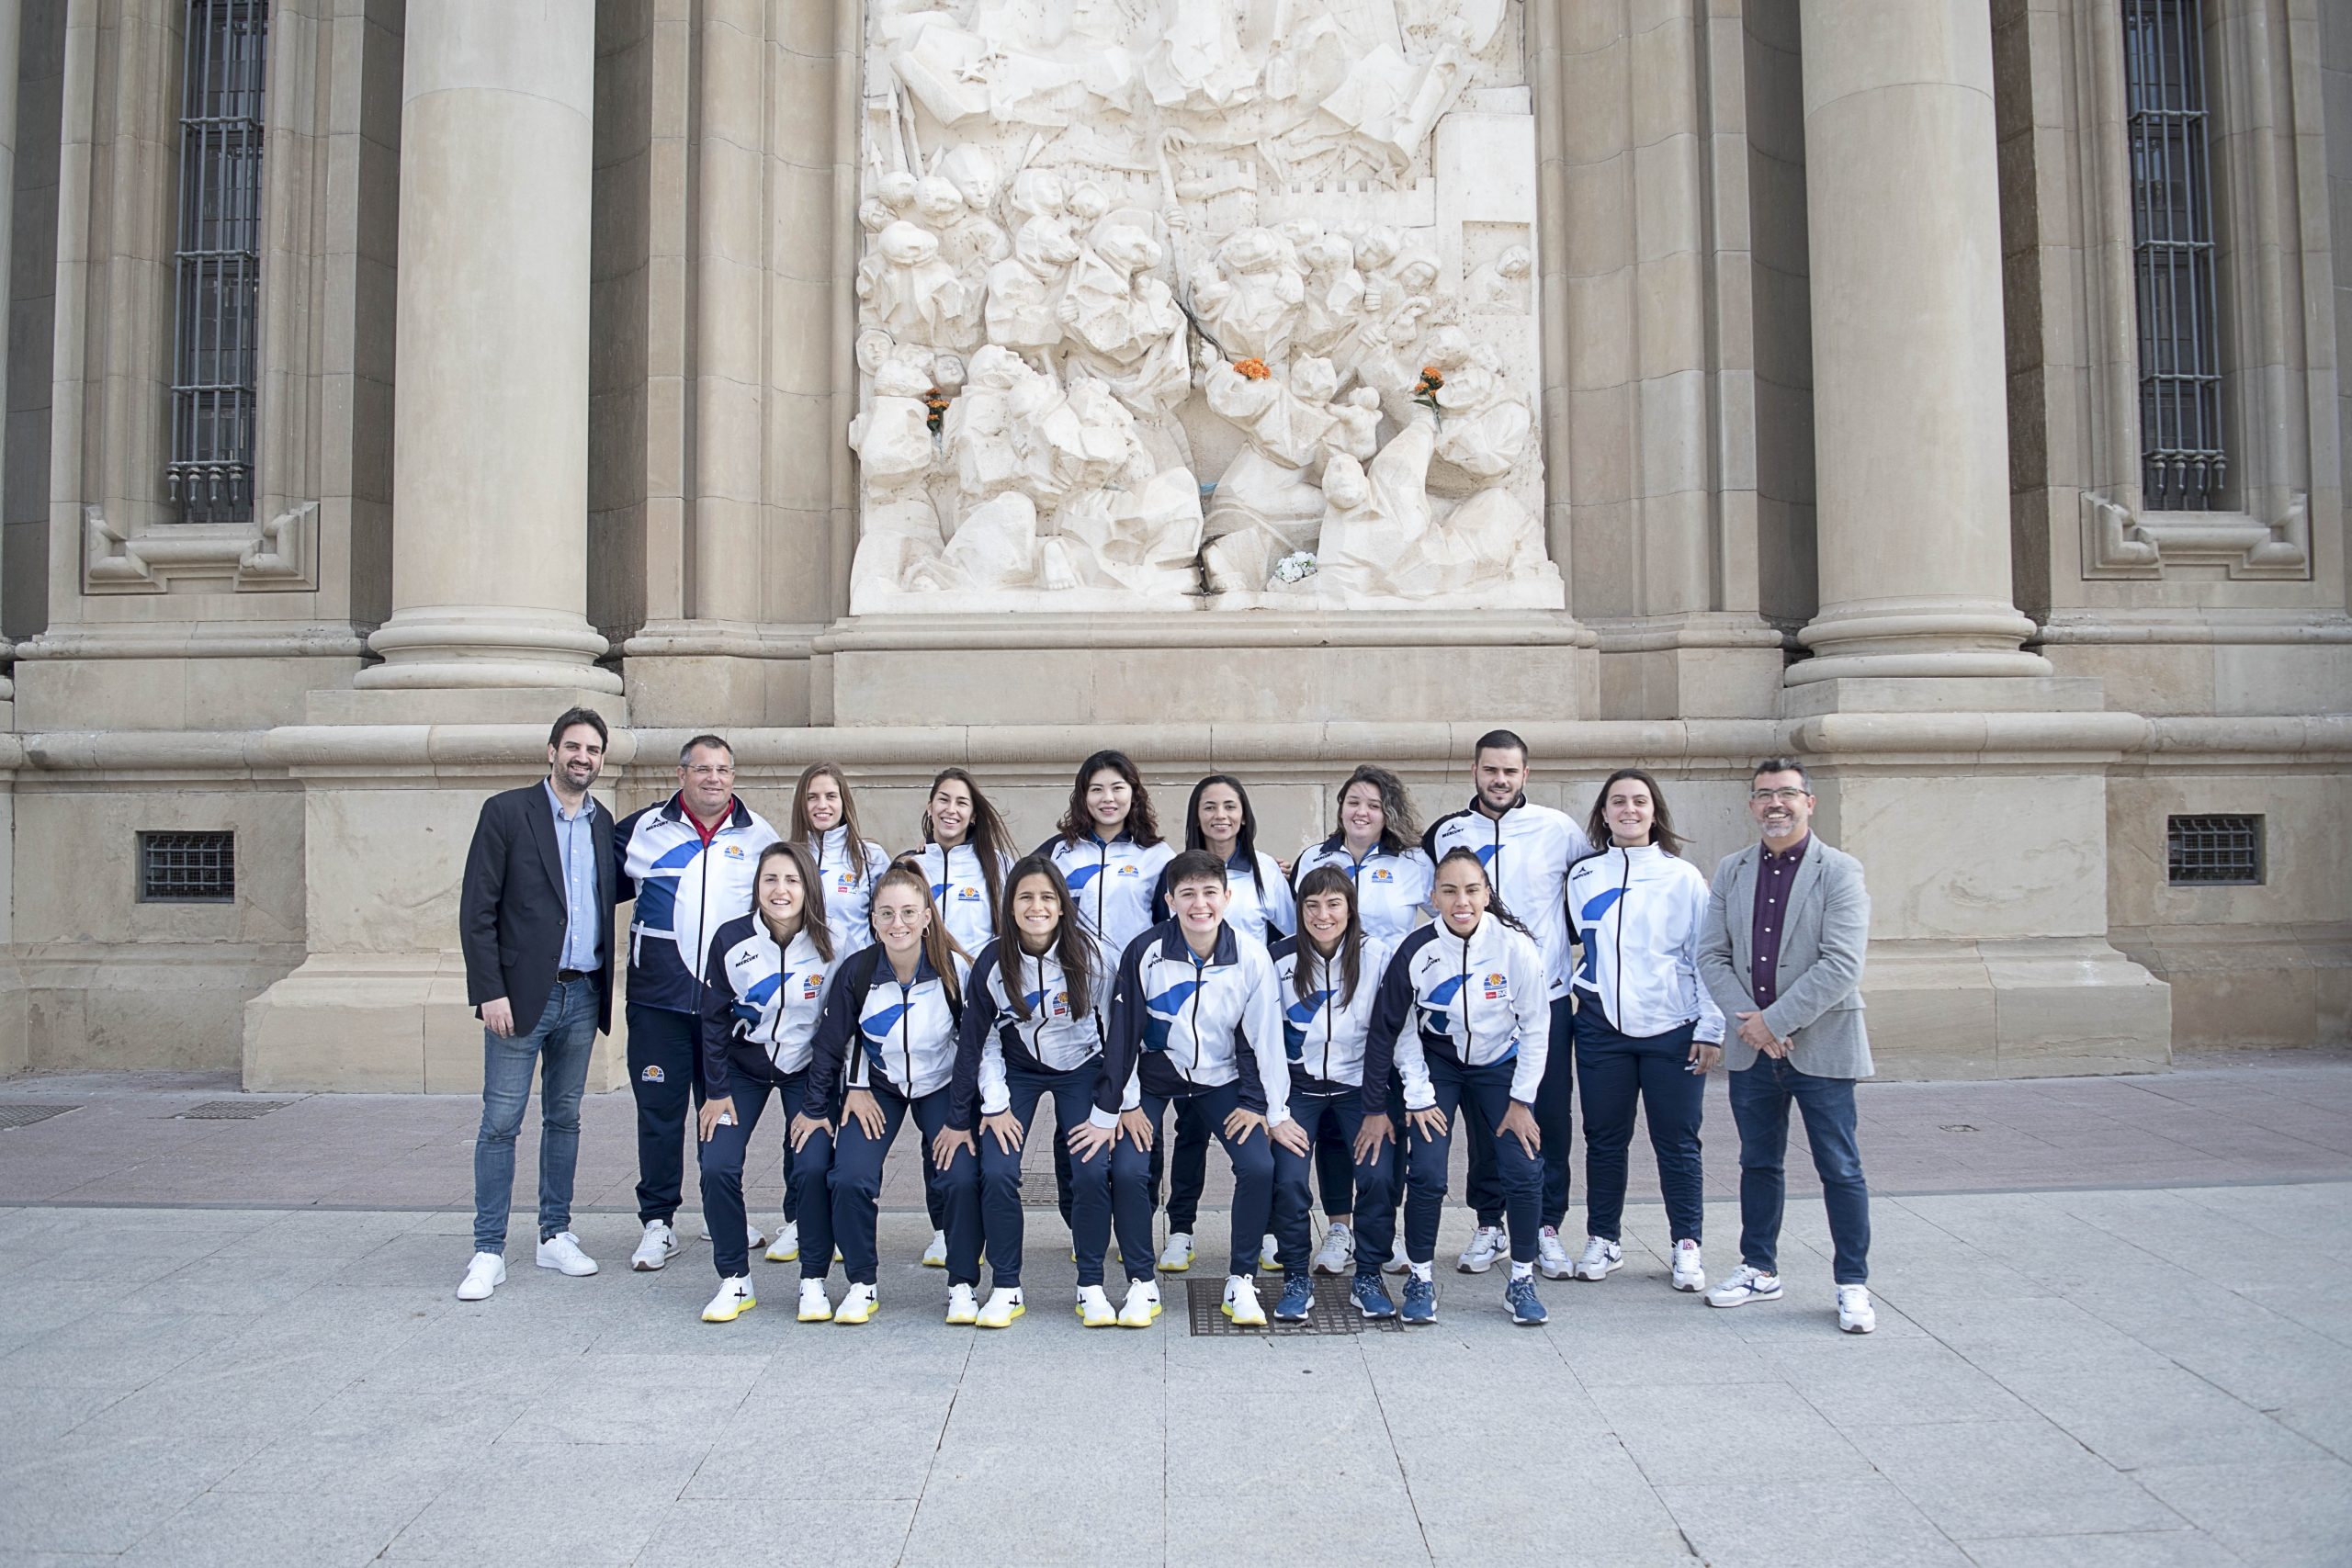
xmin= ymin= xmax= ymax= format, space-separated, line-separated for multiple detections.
xmin=847 ymin=0 xmax=1561 ymax=614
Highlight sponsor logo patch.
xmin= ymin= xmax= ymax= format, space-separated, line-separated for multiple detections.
xmin=723 ymin=843 xmax=746 ymax=859
xmin=640 ymin=1064 xmax=666 ymax=1083
xmin=1483 ymin=971 xmax=1510 ymax=1000
xmin=1369 ymin=867 xmax=1394 ymax=882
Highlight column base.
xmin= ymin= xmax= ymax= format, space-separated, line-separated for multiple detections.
xmin=1856 ymin=938 xmax=2172 ymax=1079
xmin=1791 ymin=598 xmax=2050 ymax=683
xmin=356 ymin=606 xmax=622 ymax=693
xmin=243 ymin=953 xmax=628 ymax=1093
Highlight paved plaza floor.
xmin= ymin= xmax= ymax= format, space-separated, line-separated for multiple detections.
xmin=1 ymin=1054 xmax=2349 ymax=1565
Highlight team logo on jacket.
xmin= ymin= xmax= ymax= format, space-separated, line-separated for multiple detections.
xmin=1115 ymin=863 xmax=1140 ymax=877
xmin=641 ymin=1064 xmax=665 ymax=1083
xmin=803 ymin=970 xmax=825 ymax=1000
xmin=723 ymin=843 xmax=745 ymax=860
xmin=1483 ymin=971 xmax=1509 ymax=999
xmin=1368 ymin=868 xmax=1394 ymax=883
xmin=956 ymin=886 xmax=981 ymax=901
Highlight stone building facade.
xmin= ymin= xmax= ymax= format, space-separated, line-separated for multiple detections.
xmin=0 ymin=0 xmax=2343 ymax=1090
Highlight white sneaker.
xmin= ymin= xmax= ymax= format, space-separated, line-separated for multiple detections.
xmin=1118 ymin=1278 xmax=1161 ymax=1327
xmin=746 ymin=1221 xmax=766 ymax=1251
xmin=1157 ymin=1232 xmax=1194 ymax=1273
xmin=945 ymin=1282 xmax=979 ymax=1325
xmin=1258 ymin=1232 xmax=1282 ymax=1273
xmin=1075 ymin=1284 xmax=1117 ymax=1328
xmin=1571 ymin=1235 xmax=1623 ymax=1281
xmin=797 ymin=1278 xmax=833 ymax=1323
xmin=764 ymin=1221 xmax=799 ymax=1264
xmin=1383 ymin=1238 xmax=1410 ymax=1276
xmin=1838 ymin=1284 xmax=1877 ymax=1334
xmin=921 ymin=1229 xmax=949 ymax=1268
xmin=1313 ymin=1223 xmax=1353 ymax=1276
xmin=1706 ymin=1265 xmax=1783 ymax=1308
xmin=535 ymin=1232 xmax=598 ymax=1276
xmin=1222 ymin=1274 xmax=1267 ymax=1327
xmin=1456 ymin=1225 xmax=1508 ymax=1274
xmin=978 ymin=1287 xmax=1024 ymax=1328
xmin=456 ymin=1252 xmax=505 ymax=1301
xmin=701 ymin=1276 xmax=755 ymax=1323
xmin=835 ymin=1282 xmax=879 ymax=1325
xmin=1671 ymin=1240 xmax=1706 ymax=1292
xmin=630 ymin=1220 xmax=678 ymax=1272
xmin=1537 ymin=1225 xmax=1576 ymax=1279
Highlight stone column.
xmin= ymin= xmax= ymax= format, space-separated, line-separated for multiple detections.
xmin=355 ymin=0 xmax=618 ymax=693
xmin=1790 ymin=0 xmax=2047 ymax=683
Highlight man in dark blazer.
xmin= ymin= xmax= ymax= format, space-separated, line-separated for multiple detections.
xmin=456 ymin=706 xmax=621 ymax=1302
xmin=1696 ymin=757 xmax=1879 ymax=1335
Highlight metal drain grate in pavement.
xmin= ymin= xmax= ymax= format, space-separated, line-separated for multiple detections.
xmin=0 ymin=1103 xmax=77 ymax=1130
xmin=173 ymin=1100 xmax=293 ymax=1121
xmin=1185 ymin=1275 xmax=1404 ymax=1336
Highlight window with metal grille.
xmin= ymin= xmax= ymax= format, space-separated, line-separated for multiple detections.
xmin=2123 ymin=0 xmax=2225 ymax=511
xmin=138 ymin=830 xmax=237 ymax=903
xmin=167 ymin=0 xmax=268 ymax=525
xmin=2165 ymin=815 xmax=2261 ymax=886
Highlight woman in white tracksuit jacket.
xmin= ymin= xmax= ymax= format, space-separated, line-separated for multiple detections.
xmin=1565 ymin=769 xmax=1725 ymax=1292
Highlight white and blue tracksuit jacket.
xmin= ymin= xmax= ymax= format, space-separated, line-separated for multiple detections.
xmin=1292 ymin=836 xmax=1433 ymax=943
xmin=1270 ymin=931 xmax=1395 ymax=1091
xmin=1363 ymin=913 xmax=1552 ymax=1114
xmin=1043 ymin=830 xmax=1176 ymax=970
xmin=950 ymin=937 xmax=1127 ymax=1128
xmin=615 ymin=795 xmax=781 ymax=1014
xmin=1096 ymin=919 xmax=1291 ymax=1130
xmin=696 ymin=914 xmax=835 ymax=1098
xmin=910 ymin=840 xmax=1013 ymax=956
xmin=1423 ymin=795 xmax=1593 ymax=998
xmin=808 ymin=825 xmax=893 ymax=956
xmin=1154 ymin=849 xmax=1295 ymax=946
xmin=1567 ymin=844 xmax=1726 ymax=1043
xmin=805 ymin=945 xmax=971 ymax=1119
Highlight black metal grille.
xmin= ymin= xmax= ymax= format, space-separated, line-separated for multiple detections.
xmin=1183 ymin=1275 xmax=1404 ymax=1337
xmin=174 ymin=1099 xmax=292 ymax=1120
xmin=138 ymin=830 xmax=236 ymax=903
xmin=168 ymin=0 xmax=268 ymax=524
xmin=2166 ymin=814 xmax=2262 ymax=886
xmin=0 ymin=1104 xmax=78 ymax=1130
xmin=2124 ymin=0 xmax=2225 ymax=511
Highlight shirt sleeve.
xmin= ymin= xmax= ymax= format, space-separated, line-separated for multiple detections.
xmin=1092 ymin=931 xmax=1152 ymax=1127
xmin=1260 ymin=858 xmax=1297 ymax=943
xmin=698 ymin=925 xmax=739 ymax=1100
xmin=949 ymin=943 xmax=999 ymax=1131
xmin=804 ymin=955 xmax=863 ymax=1122
xmin=1238 ymin=944 xmax=1290 ymax=1126
xmin=1363 ymin=935 xmax=1429 ymax=1113
xmin=1506 ymin=932 xmax=1552 ymax=1106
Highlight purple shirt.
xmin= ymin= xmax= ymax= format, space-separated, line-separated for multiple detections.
xmin=1749 ymin=833 xmax=1811 ymax=1010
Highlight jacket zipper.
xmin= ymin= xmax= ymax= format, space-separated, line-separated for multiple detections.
xmin=1457 ymin=927 xmax=1475 ymax=1061
xmin=1614 ymin=849 xmax=1630 ymax=1033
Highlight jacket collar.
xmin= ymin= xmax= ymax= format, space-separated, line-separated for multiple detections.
xmin=1469 ymin=791 xmax=1529 ymax=822
xmin=1159 ymin=918 xmax=1239 ymax=967
xmin=662 ymin=792 xmax=750 ymax=832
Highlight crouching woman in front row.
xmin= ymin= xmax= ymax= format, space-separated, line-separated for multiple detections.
xmin=695 ymin=841 xmax=837 ymax=1324
xmin=797 ymin=865 xmax=981 ymax=1325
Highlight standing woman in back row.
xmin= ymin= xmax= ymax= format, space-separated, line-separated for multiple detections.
xmin=907 ymin=768 xmax=1016 ymax=958
xmin=791 ymin=762 xmax=892 ymax=956
xmin=1565 ymin=769 xmax=1723 ymax=1292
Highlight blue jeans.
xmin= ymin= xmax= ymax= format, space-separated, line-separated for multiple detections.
xmin=471 ymin=976 xmax=599 ymax=1255
xmin=1728 ymin=1057 xmax=1871 ymax=1284
xmin=1575 ymin=1008 xmax=1705 ymax=1245
xmin=1406 ymin=1054 xmax=1542 ymax=1266
xmin=696 ymin=1070 xmax=823 ymax=1279
xmin=829 ymin=1086 xmax=979 ymax=1287
xmin=1272 ymin=1089 xmax=1396 ymax=1281
xmin=1112 ymin=1081 xmax=1273 ymax=1280
xmin=981 ymin=1064 xmax=1111 ymax=1289
xmin=1469 ymin=994 xmax=1575 ymax=1229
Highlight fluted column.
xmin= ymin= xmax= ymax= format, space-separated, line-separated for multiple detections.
xmin=1789 ymin=0 xmax=2047 ymax=682
xmin=357 ymin=0 xmax=618 ymax=692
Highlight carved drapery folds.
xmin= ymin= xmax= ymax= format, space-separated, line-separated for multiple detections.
xmin=846 ymin=0 xmax=1561 ymax=614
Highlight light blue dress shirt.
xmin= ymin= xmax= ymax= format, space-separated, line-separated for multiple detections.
xmin=545 ymin=781 xmax=603 ymax=973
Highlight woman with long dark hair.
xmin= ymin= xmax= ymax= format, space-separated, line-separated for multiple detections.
xmin=909 ymin=767 xmax=1015 ymax=956
xmin=1565 ymin=768 xmax=1723 ymax=1291
xmin=692 ymin=841 xmax=835 ymax=1323
xmin=1266 ymin=864 xmax=1401 ymax=1319
xmin=1155 ymin=773 xmax=1295 ymax=1273
xmin=799 ymin=865 xmax=980 ymax=1325
xmin=951 ymin=856 xmax=1132 ymax=1326
xmin=1043 ymin=750 xmax=1175 ymax=968
xmin=790 ymin=761 xmax=892 ymax=956
xmin=1361 ymin=845 xmax=1554 ymax=1325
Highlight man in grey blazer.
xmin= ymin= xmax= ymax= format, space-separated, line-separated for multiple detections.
xmin=1696 ymin=758 xmax=1877 ymax=1334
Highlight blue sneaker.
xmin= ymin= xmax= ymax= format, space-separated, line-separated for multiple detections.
xmin=1505 ymin=1273 xmax=1547 ymax=1325
xmin=1351 ymin=1273 xmax=1396 ymax=1320
xmin=1401 ymin=1276 xmax=1437 ymax=1325
xmin=1273 ymin=1276 xmax=1316 ymax=1323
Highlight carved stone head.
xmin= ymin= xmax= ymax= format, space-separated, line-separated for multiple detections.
xmin=940 ymin=145 xmax=1003 ymax=212
xmin=1323 ymin=454 xmax=1370 ymax=510
xmin=879 ymin=220 xmax=942 ymax=265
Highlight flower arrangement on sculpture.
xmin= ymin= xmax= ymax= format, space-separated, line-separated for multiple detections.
xmin=923 ymin=387 xmax=951 ymax=434
xmin=1272 ymin=550 xmax=1317 ymax=583
xmin=1412 ymin=365 xmax=1443 ymax=414
xmin=1233 ymin=356 xmax=1272 ymax=381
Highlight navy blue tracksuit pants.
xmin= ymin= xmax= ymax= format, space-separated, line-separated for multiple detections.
xmin=1272 ymin=1086 xmax=1396 ymax=1282
xmin=1406 ymin=1054 xmax=1542 ymax=1266
xmin=827 ymin=1085 xmax=980 ymax=1288
xmin=1574 ymin=1009 xmax=1705 ymax=1245
xmin=1467 ymin=995 xmax=1575 ymax=1232
xmin=1111 ymin=1080 xmax=1272 ymax=1280
xmin=979 ymin=1063 xmax=1113 ymax=1290
xmin=627 ymin=1003 xmax=702 ymax=1225
xmin=697 ymin=1069 xmax=826 ymax=1279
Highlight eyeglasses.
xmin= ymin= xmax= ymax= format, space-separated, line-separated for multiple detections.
xmin=682 ymin=764 xmax=734 ymax=779
xmin=1750 ymin=787 xmax=1810 ymax=804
